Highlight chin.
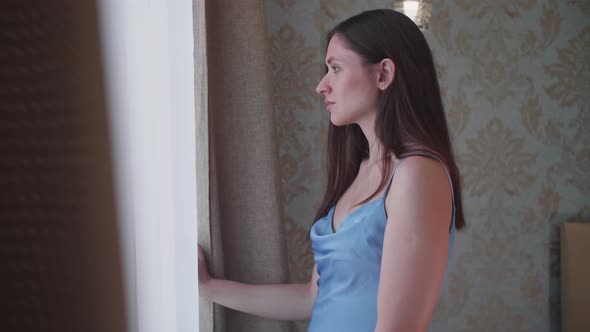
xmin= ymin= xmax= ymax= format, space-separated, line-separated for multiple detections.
xmin=329 ymin=117 xmax=348 ymax=127
xmin=329 ymin=114 xmax=356 ymax=127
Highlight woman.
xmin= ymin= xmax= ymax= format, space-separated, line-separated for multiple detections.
xmin=198 ymin=9 xmax=465 ymax=332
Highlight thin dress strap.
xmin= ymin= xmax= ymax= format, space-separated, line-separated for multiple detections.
xmin=383 ymin=150 xmax=456 ymax=231
xmin=383 ymin=159 xmax=405 ymax=198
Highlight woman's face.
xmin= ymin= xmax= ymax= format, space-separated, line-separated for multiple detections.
xmin=315 ymin=34 xmax=381 ymax=127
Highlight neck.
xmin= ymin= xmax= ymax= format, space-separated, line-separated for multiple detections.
xmin=357 ymin=114 xmax=387 ymax=166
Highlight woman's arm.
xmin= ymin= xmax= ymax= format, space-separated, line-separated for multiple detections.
xmin=198 ymin=245 xmax=319 ymax=321
xmin=375 ymin=156 xmax=452 ymax=332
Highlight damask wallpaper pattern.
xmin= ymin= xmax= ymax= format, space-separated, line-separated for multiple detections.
xmin=266 ymin=1 xmax=589 ymax=331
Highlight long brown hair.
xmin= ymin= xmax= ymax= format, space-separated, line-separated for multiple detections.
xmin=313 ymin=9 xmax=465 ymax=230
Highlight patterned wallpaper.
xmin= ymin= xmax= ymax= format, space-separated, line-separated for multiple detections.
xmin=266 ymin=1 xmax=589 ymax=331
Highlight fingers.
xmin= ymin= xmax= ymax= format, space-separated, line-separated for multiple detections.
xmin=199 ymin=244 xmax=209 ymax=258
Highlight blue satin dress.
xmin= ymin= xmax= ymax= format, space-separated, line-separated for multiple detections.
xmin=308 ymin=151 xmax=456 ymax=332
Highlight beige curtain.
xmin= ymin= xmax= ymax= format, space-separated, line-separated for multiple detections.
xmin=195 ymin=1 xmax=293 ymax=331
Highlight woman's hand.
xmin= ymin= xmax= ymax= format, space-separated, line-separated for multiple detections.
xmin=198 ymin=244 xmax=212 ymax=298
xmin=195 ymin=244 xmax=316 ymax=320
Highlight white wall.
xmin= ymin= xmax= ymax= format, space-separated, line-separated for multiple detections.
xmin=97 ymin=1 xmax=199 ymax=331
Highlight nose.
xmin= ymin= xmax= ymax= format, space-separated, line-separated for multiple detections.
xmin=315 ymin=74 xmax=330 ymax=96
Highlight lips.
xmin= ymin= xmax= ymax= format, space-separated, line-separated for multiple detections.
xmin=325 ymin=101 xmax=335 ymax=110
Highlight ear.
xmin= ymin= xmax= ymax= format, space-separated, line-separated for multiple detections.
xmin=376 ymin=58 xmax=395 ymax=91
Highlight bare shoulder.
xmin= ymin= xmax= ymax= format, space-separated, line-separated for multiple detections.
xmin=390 ymin=155 xmax=450 ymax=189
xmin=395 ymin=154 xmax=448 ymax=178
xmin=385 ymin=156 xmax=452 ymax=227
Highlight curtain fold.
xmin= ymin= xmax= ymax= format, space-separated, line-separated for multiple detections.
xmin=194 ymin=0 xmax=214 ymax=331
xmin=196 ymin=1 xmax=293 ymax=331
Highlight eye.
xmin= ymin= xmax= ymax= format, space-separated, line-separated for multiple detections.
xmin=330 ymin=66 xmax=340 ymax=73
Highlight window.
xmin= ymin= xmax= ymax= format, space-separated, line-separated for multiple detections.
xmin=98 ymin=1 xmax=199 ymax=331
